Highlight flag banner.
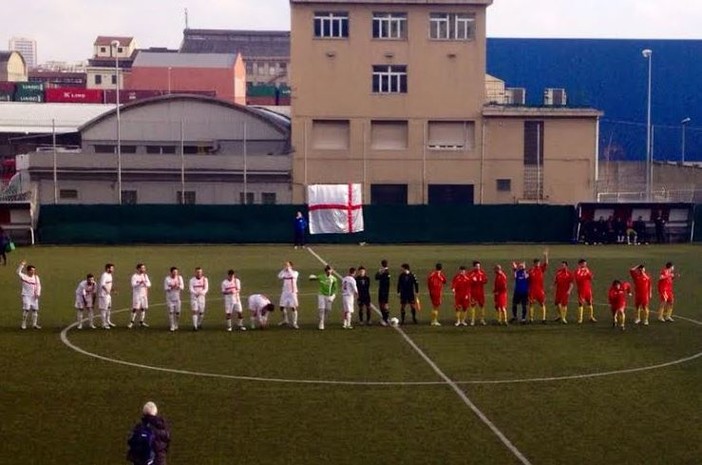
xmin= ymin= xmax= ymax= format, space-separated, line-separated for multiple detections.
xmin=307 ymin=184 xmax=364 ymax=234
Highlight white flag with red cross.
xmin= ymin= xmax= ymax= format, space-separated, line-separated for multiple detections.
xmin=307 ymin=184 xmax=364 ymax=234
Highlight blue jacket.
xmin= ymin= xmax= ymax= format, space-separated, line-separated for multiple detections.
xmin=294 ymin=217 xmax=307 ymax=232
xmin=514 ymin=269 xmax=529 ymax=294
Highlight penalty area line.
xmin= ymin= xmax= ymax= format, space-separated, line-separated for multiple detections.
xmin=305 ymin=246 xmax=532 ymax=465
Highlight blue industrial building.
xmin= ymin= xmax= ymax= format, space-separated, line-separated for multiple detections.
xmin=487 ymin=39 xmax=702 ymax=162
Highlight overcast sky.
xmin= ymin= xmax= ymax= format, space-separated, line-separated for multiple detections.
xmin=3 ymin=0 xmax=702 ymax=63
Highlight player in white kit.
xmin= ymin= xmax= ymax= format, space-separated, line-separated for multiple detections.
xmin=98 ymin=263 xmax=116 ymax=329
xmin=75 ymin=273 xmax=97 ymax=329
xmin=341 ymin=267 xmax=359 ymax=329
xmin=18 ymin=261 xmax=41 ymax=329
xmin=128 ymin=263 xmax=152 ymax=329
xmin=189 ymin=267 xmax=209 ymax=331
xmin=222 ymin=269 xmax=246 ymax=331
xmin=248 ymin=294 xmax=276 ymax=329
xmin=164 ymin=266 xmax=184 ymax=331
xmin=277 ymin=261 xmax=300 ymax=328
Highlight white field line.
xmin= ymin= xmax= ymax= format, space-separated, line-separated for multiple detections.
xmin=306 ymin=246 xmax=532 ymax=465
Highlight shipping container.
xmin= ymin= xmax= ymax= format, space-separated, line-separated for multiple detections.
xmin=0 ymin=82 xmax=15 ymax=93
xmin=15 ymin=81 xmax=44 ymax=93
xmin=0 ymin=94 xmax=12 ymax=102
xmin=13 ymin=94 xmax=44 ymax=103
xmin=45 ymin=87 xmax=104 ymax=104
xmin=103 ymin=89 xmax=164 ymax=104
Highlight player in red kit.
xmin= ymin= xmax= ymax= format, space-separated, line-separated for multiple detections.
xmin=574 ymin=259 xmax=596 ymax=324
xmin=629 ymin=264 xmax=652 ymax=325
xmin=657 ymin=262 xmax=677 ymax=322
xmin=553 ymin=261 xmax=573 ymax=324
xmin=452 ymin=266 xmax=471 ymax=327
xmin=468 ymin=261 xmax=488 ymax=326
xmin=493 ymin=265 xmax=508 ymax=325
xmin=608 ymin=280 xmax=632 ymax=330
xmin=427 ymin=263 xmax=447 ymax=326
xmin=528 ymin=249 xmax=549 ymax=323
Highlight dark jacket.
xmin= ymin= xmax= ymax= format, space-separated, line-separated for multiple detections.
xmin=397 ymin=272 xmax=419 ymax=299
xmin=129 ymin=414 xmax=171 ymax=465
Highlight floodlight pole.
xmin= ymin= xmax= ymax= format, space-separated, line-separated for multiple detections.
xmin=112 ymin=39 xmax=122 ymax=205
xmin=681 ymin=117 xmax=691 ymax=163
xmin=642 ymin=49 xmax=653 ymax=201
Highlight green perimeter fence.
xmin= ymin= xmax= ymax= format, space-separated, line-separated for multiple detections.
xmin=37 ymin=205 xmax=577 ymax=245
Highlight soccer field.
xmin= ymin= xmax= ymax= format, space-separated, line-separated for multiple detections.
xmin=2 ymin=244 xmax=701 ymax=464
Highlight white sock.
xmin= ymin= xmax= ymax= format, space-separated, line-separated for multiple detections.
xmin=22 ymin=310 xmax=28 ymax=325
xmin=282 ymin=308 xmax=289 ymax=323
xmin=174 ymin=312 xmax=180 ymax=328
xmin=318 ymin=308 xmax=325 ymax=323
xmin=140 ymin=311 xmax=146 ymax=322
xmin=192 ymin=314 xmax=198 ymax=327
xmin=130 ymin=311 xmax=136 ymax=322
xmin=31 ymin=311 xmax=38 ymax=326
xmin=227 ymin=318 xmax=232 ymax=329
xmin=107 ymin=309 xmax=113 ymax=323
xmin=292 ymin=309 xmax=298 ymax=325
xmin=76 ymin=310 xmax=82 ymax=324
xmin=88 ymin=309 xmax=94 ymax=325
xmin=101 ymin=309 xmax=107 ymax=325
xmin=197 ymin=312 xmax=204 ymax=325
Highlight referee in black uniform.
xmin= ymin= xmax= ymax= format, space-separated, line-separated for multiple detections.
xmin=375 ymin=260 xmax=391 ymax=326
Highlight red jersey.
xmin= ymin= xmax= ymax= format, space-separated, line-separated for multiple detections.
xmin=493 ymin=270 xmax=508 ymax=309
xmin=528 ymin=263 xmax=547 ymax=293
xmin=608 ymin=282 xmax=631 ymax=311
xmin=574 ymin=267 xmax=593 ymax=294
xmin=452 ymin=273 xmax=471 ymax=297
xmin=468 ymin=269 xmax=488 ymax=293
xmin=427 ymin=271 xmax=447 ymax=294
xmin=554 ymin=269 xmax=573 ymax=294
xmin=629 ymin=269 xmax=651 ymax=302
xmin=657 ymin=268 xmax=674 ymax=295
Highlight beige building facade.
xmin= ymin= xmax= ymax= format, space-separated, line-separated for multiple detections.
xmin=0 ymin=51 xmax=28 ymax=82
xmin=290 ymin=0 xmax=601 ymax=205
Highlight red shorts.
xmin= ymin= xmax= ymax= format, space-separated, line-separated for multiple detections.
xmin=494 ymin=292 xmax=507 ymax=309
xmin=578 ymin=291 xmax=593 ymax=305
xmin=610 ymin=306 xmax=625 ymax=315
xmin=555 ymin=293 xmax=569 ymax=307
xmin=634 ymin=296 xmax=650 ymax=308
xmin=659 ymin=291 xmax=674 ymax=304
xmin=529 ymin=289 xmax=546 ymax=305
xmin=454 ymin=294 xmax=470 ymax=311
xmin=471 ymin=291 xmax=485 ymax=308
xmin=429 ymin=292 xmax=442 ymax=308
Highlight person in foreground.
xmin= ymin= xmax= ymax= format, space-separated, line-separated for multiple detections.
xmin=127 ymin=401 xmax=170 ymax=465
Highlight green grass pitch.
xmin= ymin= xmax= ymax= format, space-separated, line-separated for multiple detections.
xmin=1 ymin=243 xmax=701 ymax=464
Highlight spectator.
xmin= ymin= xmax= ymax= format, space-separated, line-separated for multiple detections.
xmin=0 ymin=226 xmax=10 ymax=265
xmin=127 ymin=401 xmax=171 ymax=465
xmin=625 ymin=218 xmax=638 ymax=245
xmin=293 ymin=211 xmax=307 ymax=249
xmin=634 ymin=216 xmax=648 ymax=244
xmin=654 ymin=212 xmax=666 ymax=244
xmin=596 ymin=216 xmax=608 ymax=244
xmin=614 ymin=216 xmax=627 ymax=244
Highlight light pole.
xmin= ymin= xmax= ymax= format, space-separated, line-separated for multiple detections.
xmin=681 ymin=117 xmax=691 ymax=163
xmin=111 ymin=39 xmax=122 ymax=204
xmin=642 ymin=49 xmax=653 ymax=200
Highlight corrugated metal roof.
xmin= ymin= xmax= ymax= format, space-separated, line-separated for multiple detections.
xmin=0 ymin=102 xmax=113 ymax=133
xmin=133 ymin=52 xmax=238 ymax=69
xmin=180 ymin=29 xmax=290 ymax=58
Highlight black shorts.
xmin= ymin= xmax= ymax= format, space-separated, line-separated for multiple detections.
xmin=378 ymin=294 xmax=389 ymax=306
xmin=400 ymin=296 xmax=416 ymax=306
xmin=358 ymin=297 xmax=371 ymax=306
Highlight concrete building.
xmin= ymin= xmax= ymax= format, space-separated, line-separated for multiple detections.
xmin=0 ymin=51 xmax=27 ymax=82
xmin=9 ymin=37 xmax=37 ymax=69
xmin=86 ymin=37 xmax=137 ymax=90
xmin=180 ymin=29 xmax=290 ymax=85
xmin=289 ymin=0 xmax=601 ymax=205
xmin=126 ymin=52 xmax=246 ymax=105
xmin=17 ymin=94 xmax=291 ymax=205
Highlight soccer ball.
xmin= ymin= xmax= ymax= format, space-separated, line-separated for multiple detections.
xmin=389 ymin=317 xmax=399 ymax=327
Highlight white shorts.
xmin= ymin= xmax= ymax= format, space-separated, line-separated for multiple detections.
xmin=22 ymin=295 xmax=39 ymax=311
xmin=98 ymin=294 xmax=111 ymax=310
xmin=279 ymin=292 xmax=298 ymax=308
xmin=318 ymin=295 xmax=335 ymax=311
xmin=166 ymin=298 xmax=181 ymax=313
xmin=75 ymin=296 xmax=94 ymax=310
xmin=132 ymin=295 xmax=148 ymax=310
xmin=191 ymin=295 xmax=206 ymax=312
xmin=224 ymin=295 xmax=242 ymax=314
xmin=342 ymin=295 xmax=355 ymax=313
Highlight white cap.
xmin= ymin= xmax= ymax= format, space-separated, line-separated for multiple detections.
xmin=142 ymin=401 xmax=158 ymax=416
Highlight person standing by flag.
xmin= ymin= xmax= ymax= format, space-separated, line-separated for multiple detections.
xmin=293 ymin=211 xmax=307 ymax=249
xmin=630 ymin=264 xmax=652 ymax=325
xmin=427 ymin=263 xmax=447 ymax=326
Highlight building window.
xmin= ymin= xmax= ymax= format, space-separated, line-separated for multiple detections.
xmin=372 ymin=65 xmax=407 ymax=94
xmin=245 ymin=61 xmax=253 ymax=75
xmin=121 ymin=190 xmax=137 ymax=204
xmin=269 ymin=65 xmax=277 ymax=76
xmin=371 ymin=184 xmax=408 ymax=205
xmin=111 ymin=75 xmax=117 ymax=85
xmin=314 ymin=12 xmax=349 ymax=38
xmin=428 ymin=185 xmax=474 ymax=205
xmin=100 ymin=47 xmax=106 ymax=53
xmin=239 ymin=192 xmax=255 ymax=205
xmin=177 ymin=191 xmax=196 ymax=205
xmin=262 ymin=192 xmax=277 ymax=205
xmin=94 ymin=145 xmax=115 ymax=154
xmin=429 ymin=13 xmax=475 ymax=40
xmin=279 ymin=62 xmax=287 ymax=72
xmin=120 ymin=145 xmax=137 ymax=154
xmin=427 ymin=121 xmax=475 ymax=150
xmin=146 ymin=145 xmax=161 ymax=154
xmin=59 ymin=189 xmax=78 ymax=200
xmin=311 ymin=120 xmax=350 ymax=150
xmin=496 ymin=179 xmax=512 ymax=192
xmin=117 ymin=47 xmax=124 ymax=53
xmin=94 ymin=75 xmax=102 ymax=85
xmin=162 ymin=146 xmax=176 ymax=154
xmin=372 ymin=12 xmax=407 ymax=39
xmin=371 ymin=120 xmax=408 ymax=150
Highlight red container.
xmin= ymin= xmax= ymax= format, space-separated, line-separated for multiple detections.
xmin=0 ymin=81 xmax=16 ymax=93
xmin=103 ymin=89 xmax=164 ymax=104
xmin=45 ymin=88 xmax=104 ymax=103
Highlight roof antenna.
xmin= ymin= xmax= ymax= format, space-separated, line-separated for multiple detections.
xmin=184 ymin=7 xmax=190 ymax=30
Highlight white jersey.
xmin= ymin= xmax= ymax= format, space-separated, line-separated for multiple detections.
xmin=221 ymin=278 xmax=241 ymax=298
xmin=248 ymin=294 xmax=271 ymax=313
xmin=18 ymin=264 xmax=41 ymax=297
xmin=131 ymin=272 xmax=151 ymax=299
xmin=75 ymin=280 xmax=96 ymax=306
xmin=189 ymin=276 xmax=209 ymax=297
xmin=164 ymin=275 xmax=184 ymax=301
xmin=278 ymin=268 xmax=299 ymax=294
xmin=99 ymin=272 xmax=113 ymax=298
xmin=341 ymin=276 xmax=358 ymax=297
